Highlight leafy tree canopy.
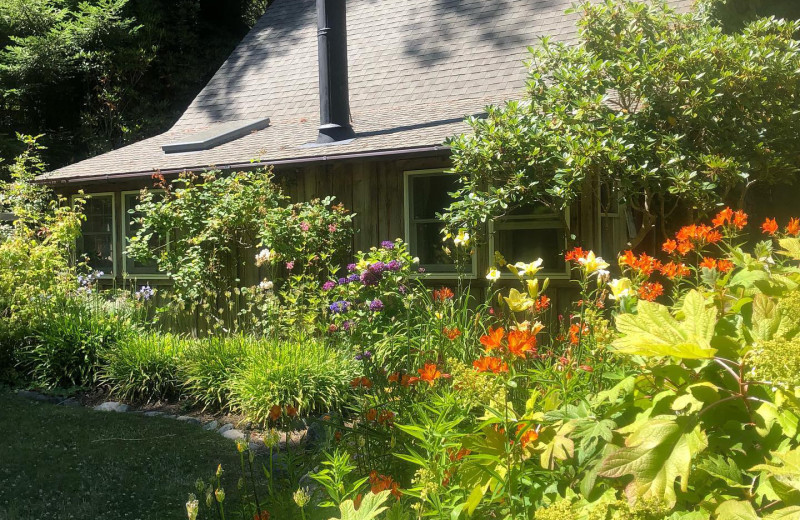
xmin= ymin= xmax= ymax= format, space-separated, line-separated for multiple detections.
xmin=0 ymin=0 xmax=268 ymax=175
xmin=442 ymin=0 xmax=800 ymax=249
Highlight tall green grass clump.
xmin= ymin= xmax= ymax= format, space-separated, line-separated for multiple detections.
xmin=230 ymin=337 xmax=358 ymax=423
xmin=16 ymin=293 xmax=137 ymax=388
xmin=181 ymin=335 xmax=255 ymax=411
xmin=99 ymin=333 xmax=184 ymax=402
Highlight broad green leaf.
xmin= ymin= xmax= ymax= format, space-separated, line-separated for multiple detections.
xmin=729 ymin=269 xmax=769 ymax=289
xmin=539 ymin=422 xmax=576 ymax=470
xmin=764 ymin=506 xmax=800 ymax=519
xmin=672 ymin=382 xmax=720 ymax=414
xmin=751 ymin=448 xmax=800 ymax=493
xmin=698 ymin=455 xmax=748 ymax=488
xmin=464 ymin=483 xmax=488 ymax=516
xmin=598 ymin=415 xmax=707 ymax=507
xmin=331 ymin=490 xmax=391 ymax=520
xmin=715 ymin=500 xmax=759 ymax=520
xmin=613 ymin=290 xmax=717 ymax=359
xmin=777 ymin=237 xmax=800 ymax=260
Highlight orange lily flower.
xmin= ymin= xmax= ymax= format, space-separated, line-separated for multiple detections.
xmin=480 ymin=327 xmax=505 ymax=352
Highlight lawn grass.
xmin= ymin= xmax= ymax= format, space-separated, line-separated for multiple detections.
xmin=0 ymin=389 xmax=245 ymax=520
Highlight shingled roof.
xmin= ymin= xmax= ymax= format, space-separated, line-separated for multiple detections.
xmin=41 ymin=0 xmax=691 ymax=183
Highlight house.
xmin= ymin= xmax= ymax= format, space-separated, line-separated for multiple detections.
xmin=38 ymin=0 xmax=689 ymax=292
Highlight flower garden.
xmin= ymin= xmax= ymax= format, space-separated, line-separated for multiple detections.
xmin=2 ymin=3 xmax=800 ymax=519
xmin=1 ymin=156 xmax=800 ymax=520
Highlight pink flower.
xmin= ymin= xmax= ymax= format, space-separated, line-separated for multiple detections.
xmin=328 ymin=224 xmax=337 ymax=232
xmin=300 ymin=221 xmax=310 ymax=232
xmin=286 ymin=261 xmax=295 ymax=270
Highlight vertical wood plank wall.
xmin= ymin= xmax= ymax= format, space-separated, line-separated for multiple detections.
xmin=53 ymin=154 xmax=625 ymax=332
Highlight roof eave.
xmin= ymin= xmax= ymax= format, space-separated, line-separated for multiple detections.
xmin=36 ymin=144 xmax=452 ymax=186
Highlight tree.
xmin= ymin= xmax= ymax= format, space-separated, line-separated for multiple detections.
xmin=0 ymin=0 xmax=270 ymax=175
xmin=442 ymin=0 xmax=800 ymax=249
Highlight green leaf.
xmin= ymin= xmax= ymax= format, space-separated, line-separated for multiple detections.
xmin=539 ymin=422 xmax=576 ymax=470
xmin=764 ymin=506 xmax=800 ymax=520
xmin=613 ymin=290 xmax=717 ymax=359
xmin=698 ymin=455 xmax=748 ymax=488
xmin=777 ymin=237 xmax=800 ymax=260
xmin=751 ymin=448 xmax=800 ymax=494
xmin=330 ymin=490 xmax=391 ymax=520
xmin=715 ymin=500 xmax=759 ymax=520
xmin=598 ymin=415 xmax=707 ymax=507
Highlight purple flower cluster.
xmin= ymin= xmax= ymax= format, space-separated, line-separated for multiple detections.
xmin=135 ymin=284 xmax=155 ymax=301
xmin=342 ymin=320 xmax=354 ymax=331
xmin=380 ymin=240 xmax=395 ymax=250
xmin=369 ymin=298 xmax=384 ymax=312
xmin=329 ymin=300 xmax=350 ymax=314
xmin=322 ymin=280 xmax=336 ymax=291
xmin=355 ymin=350 xmax=373 ymax=361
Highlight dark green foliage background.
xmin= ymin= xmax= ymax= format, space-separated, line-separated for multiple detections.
xmin=0 ymin=0 xmax=269 ymax=174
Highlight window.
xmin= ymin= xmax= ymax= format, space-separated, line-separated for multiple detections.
xmin=75 ymin=193 xmax=116 ymax=276
xmin=404 ymin=169 xmax=475 ymax=276
xmin=490 ymin=204 xmax=568 ymax=278
xmin=122 ymin=191 xmax=167 ymax=277
xmin=598 ymin=185 xmax=628 ymax=259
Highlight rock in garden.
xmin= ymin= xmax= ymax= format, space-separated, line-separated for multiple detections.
xmin=203 ymin=420 xmax=219 ymax=431
xmin=94 ymin=402 xmax=130 ymax=413
xmin=221 ymin=429 xmax=245 ymax=441
xmin=177 ymin=415 xmax=201 ymax=425
xmin=143 ymin=411 xmax=164 ymax=417
xmin=59 ymin=398 xmax=81 ymax=407
xmin=217 ymin=423 xmax=234 ymax=434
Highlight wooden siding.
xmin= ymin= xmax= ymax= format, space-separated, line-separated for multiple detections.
xmin=54 ymin=154 xmax=627 ymax=333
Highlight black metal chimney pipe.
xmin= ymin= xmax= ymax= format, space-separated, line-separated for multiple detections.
xmin=316 ymin=0 xmax=355 ymax=143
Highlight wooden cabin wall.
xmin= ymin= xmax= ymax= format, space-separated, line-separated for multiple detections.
xmin=51 ymin=154 xmax=623 ymax=334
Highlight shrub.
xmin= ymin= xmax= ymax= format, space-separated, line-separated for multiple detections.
xmin=99 ymin=333 xmax=184 ymax=402
xmin=16 ymin=292 xmax=138 ymax=388
xmin=181 ymin=335 xmax=255 ymax=411
xmin=229 ymin=336 xmax=358 ymax=423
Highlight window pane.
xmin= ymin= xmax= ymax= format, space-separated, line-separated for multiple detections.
xmin=506 ymin=203 xmax=557 ymax=218
xmin=77 ymin=196 xmax=114 ymax=274
xmin=124 ymin=193 xmax=163 ymax=274
xmin=410 ymin=174 xmax=459 ymax=221
xmin=413 ymin=222 xmax=455 ymax=272
xmin=495 ymin=227 xmax=565 ymax=273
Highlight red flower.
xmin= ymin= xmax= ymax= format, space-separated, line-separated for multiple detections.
xmin=253 ymin=510 xmax=271 ymax=520
xmin=442 ymin=327 xmax=461 ymax=340
xmin=535 ymin=295 xmax=550 ymax=312
xmin=662 ymin=239 xmax=677 ymax=254
xmin=677 ymin=240 xmax=694 ymax=255
xmin=787 ymin=217 xmax=800 ymax=236
xmin=568 ymin=323 xmax=588 ymax=345
xmin=369 ymin=471 xmax=402 ymax=499
xmin=717 ymin=259 xmax=734 ymax=273
xmin=473 ymin=356 xmax=508 ymax=374
xmin=619 ymin=250 xmax=637 ymax=268
xmin=564 ymin=246 xmax=587 ymax=262
xmin=638 ymin=282 xmax=664 ymax=302
xmin=480 ymin=327 xmax=505 ymax=352
xmin=507 ymin=330 xmax=537 ymax=358
xmin=377 ymin=410 xmax=395 ymax=425
xmin=365 ymin=408 xmax=377 ymax=422
xmin=660 ymin=261 xmax=690 ymax=279
xmin=433 ymin=287 xmax=455 ymax=302
xmin=762 ymin=217 xmax=779 ymax=236
xmin=732 ymin=210 xmax=748 ymax=230
xmin=705 ymin=230 xmax=723 ymax=244
xmin=286 ymin=405 xmax=297 ymax=417
xmin=712 ymin=207 xmax=733 ymax=228
xmin=415 ymin=363 xmax=443 ymax=386
xmin=516 ymin=424 xmax=539 ymax=448
xmin=268 ymin=405 xmax=281 ymax=422
xmin=699 ymin=257 xmax=717 ymax=270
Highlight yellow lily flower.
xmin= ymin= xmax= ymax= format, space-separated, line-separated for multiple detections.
xmin=577 ymin=251 xmax=609 ymax=274
xmin=503 ymin=288 xmax=534 ymax=312
xmin=486 ymin=268 xmax=501 ymax=282
xmin=608 ymin=277 xmax=633 ymax=300
xmin=513 ymin=259 xmax=544 ymax=278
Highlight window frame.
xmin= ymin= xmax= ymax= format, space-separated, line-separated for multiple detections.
xmin=488 ymin=206 xmax=571 ymax=280
xmin=403 ymin=168 xmax=477 ymax=279
xmin=72 ymin=192 xmax=117 ymax=279
xmin=121 ymin=190 xmax=170 ymax=279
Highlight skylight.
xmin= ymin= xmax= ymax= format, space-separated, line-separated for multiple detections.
xmin=162 ymin=118 xmax=271 ymax=154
